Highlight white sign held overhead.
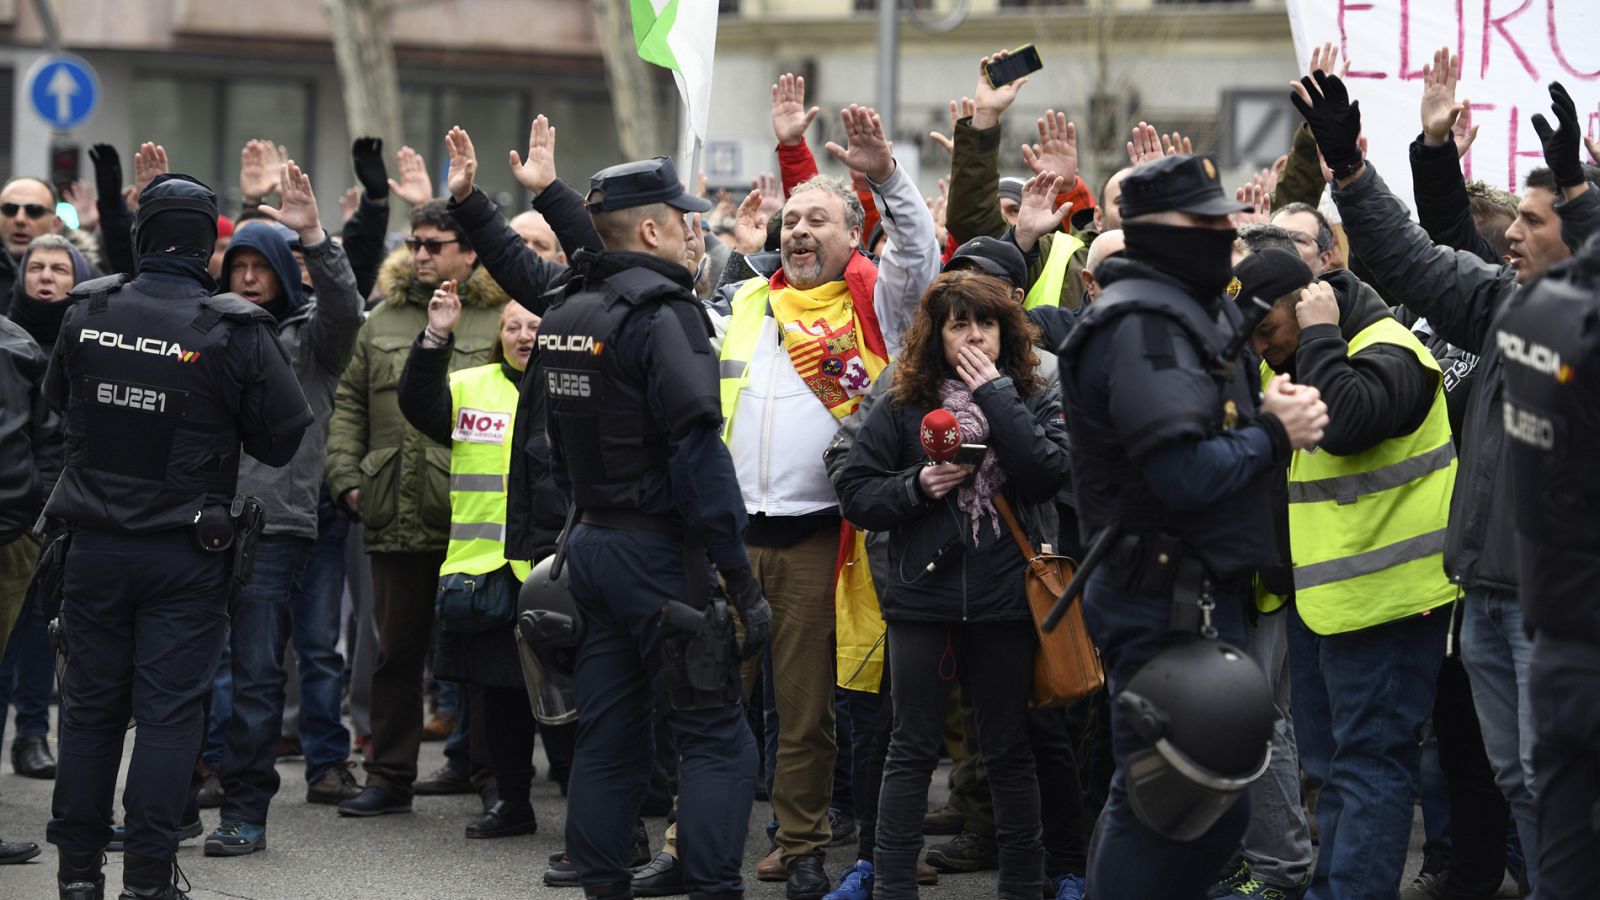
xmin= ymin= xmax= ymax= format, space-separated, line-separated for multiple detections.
xmin=1285 ymin=0 xmax=1598 ymax=207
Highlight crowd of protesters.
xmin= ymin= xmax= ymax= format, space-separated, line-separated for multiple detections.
xmin=1 ymin=34 xmax=1599 ymax=900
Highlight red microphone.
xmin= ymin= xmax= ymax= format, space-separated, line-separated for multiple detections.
xmin=920 ymin=408 xmax=961 ymax=464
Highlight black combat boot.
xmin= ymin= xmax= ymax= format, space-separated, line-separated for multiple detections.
xmin=118 ymin=853 xmax=190 ymax=900
xmin=58 ymin=849 xmax=105 ymax=900
xmin=583 ymin=880 xmax=634 ymax=899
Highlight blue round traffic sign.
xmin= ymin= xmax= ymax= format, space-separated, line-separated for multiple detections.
xmin=26 ymin=54 xmax=100 ymax=130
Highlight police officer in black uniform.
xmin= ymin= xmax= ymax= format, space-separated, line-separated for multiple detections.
xmin=539 ymin=157 xmax=771 ymax=900
xmin=1497 ymin=232 xmax=1600 ymax=899
xmin=1056 ymin=155 xmax=1328 ymax=898
xmin=43 ymin=174 xmax=312 ymax=900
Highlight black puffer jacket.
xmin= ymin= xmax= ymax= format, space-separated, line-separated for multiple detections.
xmin=833 ymin=374 xmax=1068 ymax=623
xmin=1332 ymin=164 xmax=1600 ymax=593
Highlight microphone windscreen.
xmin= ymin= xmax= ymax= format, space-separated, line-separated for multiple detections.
xmin=920 ymin=408 xmax=961 ymax=463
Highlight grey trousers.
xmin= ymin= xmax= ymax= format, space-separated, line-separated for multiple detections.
xmin=1238 ymin=611 xmax=1314 ymax=887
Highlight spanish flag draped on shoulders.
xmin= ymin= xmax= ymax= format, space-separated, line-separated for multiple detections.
xmin=707 ymin=160 xmax=941 ymax=694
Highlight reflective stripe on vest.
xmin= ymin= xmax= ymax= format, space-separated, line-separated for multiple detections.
xmin=1023 ymin=233 xmax=1086 ymax=310
xmin=1258 ymin=317 xmax=1457 ymax=632
xmin=718 ymin=277 xmax=776 ymax=442
xmin=441 ymin=364 xmax=531 ymax=581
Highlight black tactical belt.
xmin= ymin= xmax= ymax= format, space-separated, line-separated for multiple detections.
xmin=579 ymin=509 xmax=684 ymax=538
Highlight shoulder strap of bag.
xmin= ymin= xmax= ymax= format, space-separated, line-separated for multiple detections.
xmin=993 ymin=495 xmax=1038 ymax=561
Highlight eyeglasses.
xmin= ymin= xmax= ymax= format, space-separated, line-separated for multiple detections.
xmin=1 ymin=203 xmax=51 ymax=219
xmin=1287 ymin=232 xmax=1319 ymax=248
xmin=405 ymin=237 xmax=461 ymax=255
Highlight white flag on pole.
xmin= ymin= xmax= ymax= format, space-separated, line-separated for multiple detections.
xmin=633 ymin=0 xmax=719 ymax=148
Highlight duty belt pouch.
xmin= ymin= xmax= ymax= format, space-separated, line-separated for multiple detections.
xmin=1112 ymin=533 xmax=1184 ymax=597
xmin=436 ymin=568 xmax=517 ymax=634
xmin=660 ymin=597 xmax=742 ymax=711
xmin=192 ymin=505 xmax=235 ymax=554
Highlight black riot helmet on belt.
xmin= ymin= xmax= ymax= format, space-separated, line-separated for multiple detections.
xmin=516 ymin=556 xmax=583 ymax=726
xmin=1116 ymin=638 xmax=1276 ymax=841
xmin=132 ymin=174 xmax=219 ymax=261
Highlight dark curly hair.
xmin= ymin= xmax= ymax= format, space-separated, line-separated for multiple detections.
xmin=893 ymin=270 xmax=1044 ymax=409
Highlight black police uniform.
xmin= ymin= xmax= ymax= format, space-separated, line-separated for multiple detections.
xmin=1056 ymin=156 xmax=1290 ymax=898
xmin=1496 ymin=234 xmax=1600 ymax=898
xmin=41 ymin=175 xmax=311 ymax=898
xmin=540 ymin=158 xmax=757 ymax=900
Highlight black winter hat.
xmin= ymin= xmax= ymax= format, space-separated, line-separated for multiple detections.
xmin=1231 ymin=247 xmax=1314 ymax=311
xmin=134 ymin=173 xmax=219 ymax=259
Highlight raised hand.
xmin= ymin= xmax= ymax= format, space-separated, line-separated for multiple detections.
xmin=87 ymin=144 xmax=123 ymax=209
xmin=239 ymin=140 xmax=281 ymax=202
xmin=257 ymin=160 xmax=324 ymax=244
xmin=930 ymin=177 xmax=949 ymax=247
xmin=339 ymin=186 xmax=361 ymax=224
xmin=427 ymin=279 xmax=462 ymax=337
xmin=1308 ymin=40 xmax=1351 ymax=81
xmin=1232 ymin=183 xmax=1272 ymax=227
xmin=509 ymin=115 xmax=558 ymax=194
xmin=1021 ymin=111 xmax=1079 ymax=186
xmin=1126 ymin=122 xmax=1163 ymax=166
xmin=732 ymin=188 xmax=767 ymax=255
xmin=351 ymin=136 xmax=388 ymax=200
xmin=1588 ymin=98 xmax=1600 ymax=164
xmin=1161 ymin=131 xmax=1193 ymax=156
xmin=1014 ymin=171 xmax=1069 ymax=253
xmin=1531 ymin=82 xmax=1586 ymax=189
xmin=973 ymin=50 xmax=1028 ymax=129
xmin=134 ymin=142 xmax=169 ymax=199
xmin=1420 ymin=46 xmax=1467 ymax=149
xmin=62 ymin=180 xmax=98 ymax=232
xmin=1452 ymin=103 xmax=1480 ymax=159
xmin=772 ymin=73 xmax=821 ymax=147
xmin=824 ymin=105 xmax=895 ymax=183
xmin=388 ymin=145 xmax=434 ymax=206
xmin=930 ymin=97 xmax=977 ymax=157
xmin=752 ymin=171 xmax=783 ymax=220
xmin=1291 ymin=67 xmax=1363 ymax=183
xmin=445 ymin=126 xmax=477 ymax=201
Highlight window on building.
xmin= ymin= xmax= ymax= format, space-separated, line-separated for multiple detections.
xmin=997 ymin=0 xmax=1083 ymax=8
xmin=0 ymin=68 xmax=14 ymax=181
xmin=402 ymin=84 xmax=527 ymax=212
xmin=131 ymin=75 xmax=312 ymax=210
xmin=853 ymin=0 xmax=934 ymax=11
xmin=718 ymin=0 xmax=738 ymax=12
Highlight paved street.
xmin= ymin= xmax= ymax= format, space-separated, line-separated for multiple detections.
xmin=0 ymin=723 xmax=1518 ymax=899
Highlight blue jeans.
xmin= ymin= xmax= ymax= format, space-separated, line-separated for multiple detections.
xmin=0 ymin=581 xmax=56 ymax=744
xmin=204 ymin=636 xmax=232 ymax=769
xmin=1081 ymin=569 xmax=1251 ymax=900
xmin=1459 ymin=587 xmax=1538 ymax=888
xmin=1293 ymin=608 xmax=1447 ymax=900
xmin=288 ymin=514 xmax=352 ymax=782
xmin=218 ymin=535 xmax=312 ymax=826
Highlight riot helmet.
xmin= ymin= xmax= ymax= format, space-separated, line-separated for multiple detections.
xmin=516 ymin=555 xmax=583 ymax=725
xmin=133 ymin=174 xmax=219 ymax=261
xmin=1116 ymin=638 xmax=1275 ymax=841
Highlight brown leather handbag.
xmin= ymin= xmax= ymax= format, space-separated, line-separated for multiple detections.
xmin=995 ymin=496 xmax=1105 ymax=708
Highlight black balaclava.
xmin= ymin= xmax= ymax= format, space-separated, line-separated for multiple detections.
xmin=1122 ymin=222 xmax=1238 ymax=300
xmin=134 ymin=174 xmax=220 ymax=290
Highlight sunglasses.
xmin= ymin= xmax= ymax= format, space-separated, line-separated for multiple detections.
xmin=1 ymin=203 xmax=51 ymax=219
xmin=405 ymin=237 xmax=460 ymax=255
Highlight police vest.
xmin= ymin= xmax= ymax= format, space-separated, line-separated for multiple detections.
xmin=440 ymin=363 xmax=530 ymax=581
xmin=48 ymin=275 xmax=268 ymax=534
xmin=1260 ymin=318 xmax=1457 ymax=633
xmin=1496 ymin=256 xmax=1600 ymax=643
xmin=1059 ymin=276 xmax=1282 ymax=580
xmin=1023 ymin=233 xmax=1086 ymax=311
xmin=538 ymin=265 xmax=682 ymax=512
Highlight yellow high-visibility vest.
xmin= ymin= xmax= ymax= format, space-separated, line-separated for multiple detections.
xmin=1260 ymin=317 xmax=1457 ymax=632
xmin=440 ymin=363 xmax=530 ymax=581
xmin=1023 ymin=232 xmax=1086 ymax=310
xmin=716 ymin=277 xmax=773 ymax=441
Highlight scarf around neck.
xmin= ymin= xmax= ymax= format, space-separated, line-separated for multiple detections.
xmin=767 ymin=271 xmax=889 ymax=419
xmin=939 ymin=378 xmax=1007 ymax=541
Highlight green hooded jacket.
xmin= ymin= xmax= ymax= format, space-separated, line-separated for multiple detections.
xmin=325 ymin=248 xmax=511 ymax=553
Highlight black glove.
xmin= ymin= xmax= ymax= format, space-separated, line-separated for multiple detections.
xmin=87 ymin=144 xmax=123 ymax=207
xmin=351 ymin=137 xmax=389 ymax=201
xmin=722 ymin=567 xmax=771 ymax=661
xmin=1289 ymin=70 xmax=1363 ymax=179
xmin=1531 ymin=81 xmax=1586 ymax=189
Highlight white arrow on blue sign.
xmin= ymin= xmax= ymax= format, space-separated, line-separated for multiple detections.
xmin=26 ymin=54 xmax=100 ymax=130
